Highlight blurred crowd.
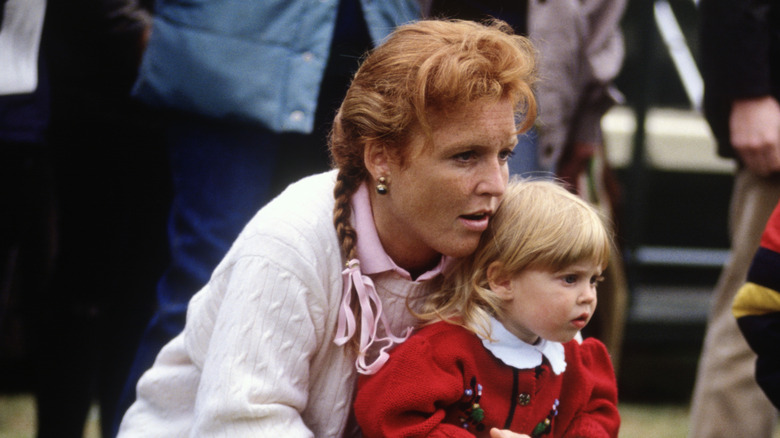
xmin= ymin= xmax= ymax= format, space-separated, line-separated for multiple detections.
xmin=1 ymin=0 xmax=779 ymax=437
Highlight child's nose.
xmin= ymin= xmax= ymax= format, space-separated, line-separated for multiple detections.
xmin=578 ymin=285 xmax=597 ymax=305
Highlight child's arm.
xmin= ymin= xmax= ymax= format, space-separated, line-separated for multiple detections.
xmin=561 ymin=338 xmax=621 ymax=437
xmin=354 ymin=331 xmax=475 ymax=438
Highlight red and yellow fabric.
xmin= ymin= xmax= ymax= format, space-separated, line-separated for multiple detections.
xmin=733 ymin=200 xmax=780 ymax=408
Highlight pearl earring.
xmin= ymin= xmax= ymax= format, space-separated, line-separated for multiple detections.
xmin=376 ymin=177 xmax=388 ymax=195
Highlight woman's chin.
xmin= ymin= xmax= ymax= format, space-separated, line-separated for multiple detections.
xmin=439 ymin=237 xmax=482 ymax=259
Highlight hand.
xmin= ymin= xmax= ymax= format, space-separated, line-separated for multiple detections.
xmin=729 ymin=96 xmax=780 ymax=176
xmin=489 ymin=427 xmax=531 ymax=438
xmin=556 ymin=141 xmax=598 ymax=195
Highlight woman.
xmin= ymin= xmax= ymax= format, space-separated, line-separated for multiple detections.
xmin=117 ymin=19 xmax=537 ymax=437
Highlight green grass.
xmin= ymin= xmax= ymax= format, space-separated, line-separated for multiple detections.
xmin=0 ymin=394 xmax=98 ymax=438
xmin=0 ymin=394 xmax=778 ymax=437
xmin=0 ymin=394 xmax=36 ymax=438
xmin=619 ymin=403 xmax=690 ymax=437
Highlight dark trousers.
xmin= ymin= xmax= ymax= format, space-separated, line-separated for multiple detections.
xmin=32 ymin=100 xmax=171 ymax=438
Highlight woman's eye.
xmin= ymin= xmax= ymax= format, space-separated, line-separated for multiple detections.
xmin=453 ymin=151 xmax=477 ymax=162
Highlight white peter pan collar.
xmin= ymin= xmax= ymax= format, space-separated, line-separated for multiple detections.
xmin=479 ymin=317 xmax=567 ymax=375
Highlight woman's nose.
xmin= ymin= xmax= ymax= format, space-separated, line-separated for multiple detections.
xmin=478 ymin=159 xmax=508 ymax=197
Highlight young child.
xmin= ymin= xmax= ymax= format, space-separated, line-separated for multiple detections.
xmin=354 ymin=179 xmax=620 ymax=438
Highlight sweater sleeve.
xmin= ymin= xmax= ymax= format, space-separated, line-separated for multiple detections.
xmin=117 ymin=172 xmax=358 ymax=437
xmin=562 ymin=338 xmax=620 ymax=438
xmin=120 ymin=251 xmax=328 ymax=438
xmin=354 ymin=329 xmax=475 ymax=438
xmin=121 ymin=225 xmax=341 ymax=438
xmin=189 ymin=254 xmax=327 ymax=437
xmin=733 ymin=200 xmax=780 ymax=409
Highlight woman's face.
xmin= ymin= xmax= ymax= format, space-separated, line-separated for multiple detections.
xmin=372 ymin=97 xmax=518 ymax=274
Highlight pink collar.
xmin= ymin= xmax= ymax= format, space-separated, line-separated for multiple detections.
xmin=351 ymin=183 xmax=449 ymax=280
xmin=334 ymin=183 xmax=452 ymax=374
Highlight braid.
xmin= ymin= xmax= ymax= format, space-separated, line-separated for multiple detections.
xmin=332 ymin=169 xmax=360 ymax=261
xmin=333 ymin=167 xmax=365 ymax=353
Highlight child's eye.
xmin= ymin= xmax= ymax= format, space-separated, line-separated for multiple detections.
xmin=563 ymin=274 xmax=578 ymax=284
xmin=590 ymin=275 xmax=605 ymax=285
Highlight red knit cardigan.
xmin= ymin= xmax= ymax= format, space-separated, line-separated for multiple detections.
xmin=355 ymin=321 xmax=620 ymax=438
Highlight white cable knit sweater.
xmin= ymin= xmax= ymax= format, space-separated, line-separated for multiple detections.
xmin=117 ymin=171 xmax=441 ymax=437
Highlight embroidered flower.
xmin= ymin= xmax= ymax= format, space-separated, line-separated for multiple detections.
xmin=458 ymin=377 xmax=486 ymax=432
xmin=531 ymin=398 xmax=559 ymax=437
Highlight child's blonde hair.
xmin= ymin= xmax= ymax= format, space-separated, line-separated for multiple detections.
xmin=415 ymin=178 xmax=614 ymax=339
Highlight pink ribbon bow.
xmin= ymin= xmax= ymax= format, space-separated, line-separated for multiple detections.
xmin=334 ymin=259 xmax=412 ymax=374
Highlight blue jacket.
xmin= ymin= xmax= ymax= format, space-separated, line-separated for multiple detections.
xmin=132 ymin=0 xmax=420 ymax=133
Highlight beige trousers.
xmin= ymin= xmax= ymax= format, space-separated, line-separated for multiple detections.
xmin=688 ymin=170 xmax=780 ymax=437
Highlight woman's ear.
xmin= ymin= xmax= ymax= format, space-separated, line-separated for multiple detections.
xmin=364 ymin=140 xmax=391 ymax=182
xmin=487 ymin=262 xmax=514 ymax=301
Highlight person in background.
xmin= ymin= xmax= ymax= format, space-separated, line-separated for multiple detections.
xmin=1 ymin=1 xmax=170 ymax=437
xmin=0 ymin=0 xmax=53 ymax=398
xmin=116 ymin=19 xmax=538 ymax=437
xmin=354 ymin=178 xmax=620 ymax=438
xmin=733 ymin=199 xmax=780 ymax=410
xmin=113 ymin=2 xmax=425 ymax=431
xmin=689 ymin=0 xmax=780 ymax=436
xmin=424 ymin=0 xmax=629 ymax=371
xmin=34 ymin=1 xmax=171 ymax=437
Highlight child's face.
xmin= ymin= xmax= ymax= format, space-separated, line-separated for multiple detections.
xmin=488 ymin=261 xmax=602 ymax=344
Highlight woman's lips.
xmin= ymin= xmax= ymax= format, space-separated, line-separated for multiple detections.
xmin=458 ymin=213 xmax=490 ymax=232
